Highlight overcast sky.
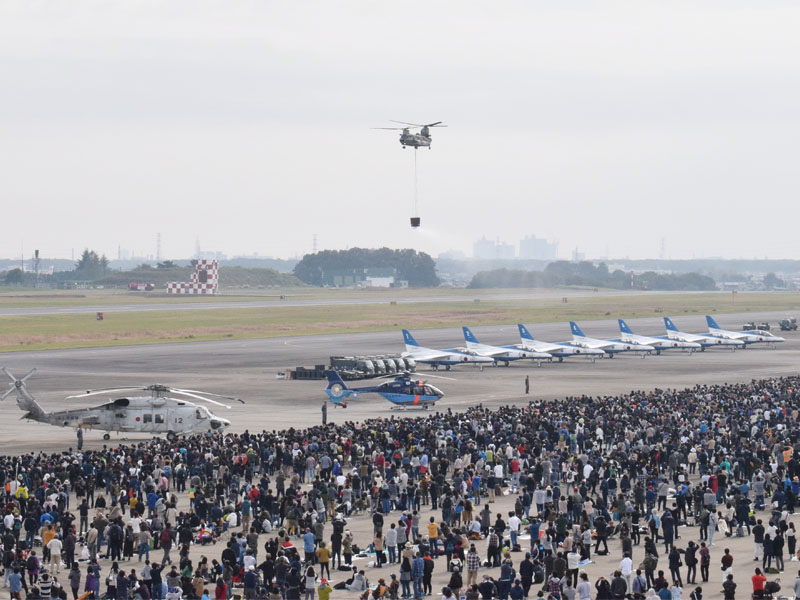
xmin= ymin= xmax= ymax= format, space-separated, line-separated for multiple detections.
xmin=2 ymin=1 xmax=799 ymax=262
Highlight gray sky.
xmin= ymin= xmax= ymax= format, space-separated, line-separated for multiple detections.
xmin=2 ymin=1 xmax=799 ymax=262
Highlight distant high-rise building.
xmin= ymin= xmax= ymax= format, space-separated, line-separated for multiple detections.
xmin=473 ymin=237 xmax=516 ymax=259
xmin=473 ymin=236 xmax=496 ymax=259
xmin=519 ymin=235 xmax=558 ymax=260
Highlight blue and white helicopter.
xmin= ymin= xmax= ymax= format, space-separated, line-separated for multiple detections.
xmin=324 ymin=370 xmax=447 ymax=410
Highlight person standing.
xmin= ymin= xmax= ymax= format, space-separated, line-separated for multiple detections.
xmin=412 ymin=552 xmax=424 ymax=599
xmin=720 ymin=548 xmax=733 ymax=582
xmin=576 ymin=572 xmax=592 ymax=600
xmin=68 ymin=563 xmax=81 ymax=600
xmin=722 ymin=573 xmax=736 ymax=600
xmin=524 ymin=376 xmax=529 ymax=395
xmin=699 ymin=542 xmax=710 ymax=583
xmin=77 ymin=426 xmax=83 ymax=451
xmin=321 ymin=402 xmax=327 ymax=426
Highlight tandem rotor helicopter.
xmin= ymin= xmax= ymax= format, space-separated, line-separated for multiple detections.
xmin=373 ymin=120 xmax=447 ymax=228
xmin=324 ymin=370 xmax=452 ymax=410
xmin=1 ymin=368 xmax=243 ymax=441
xmin=373 ymin=120 xmax=447 ymax=149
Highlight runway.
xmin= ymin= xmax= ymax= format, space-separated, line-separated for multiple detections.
xmin=0 ymin=310 xmax=795 ymax=452
xmin=0 ymin=288 xmax=705 ymax=316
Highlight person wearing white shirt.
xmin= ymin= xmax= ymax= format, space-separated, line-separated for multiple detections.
xmin=566 ymin=550 xmax=580 ymax=587
xmin=619 ymin=553 xmax=633 ymax=592
xmin=508 ymin=514 xmax=521 ymax=548
xmin=494 ymin=463 xmax=504 ymax=481
xmin=47 ymin=536 xmax=63 ymax=574
xmin=386 ymin=524 xmax=398 ymax=564
xmin=130 ymin=516 xmax=142 ymax=544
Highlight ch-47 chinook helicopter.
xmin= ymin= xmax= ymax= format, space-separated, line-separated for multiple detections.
xmin=1 ymin=368 xmax=243 ymax=441
xmin=324 ymin=370 xmax=450 ymax=410
xmin=373 ymin=121 xmax=447 ymax=149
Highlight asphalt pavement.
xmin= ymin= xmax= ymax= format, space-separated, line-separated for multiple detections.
xmin=0 ymin=310 xmax=795 ymax=453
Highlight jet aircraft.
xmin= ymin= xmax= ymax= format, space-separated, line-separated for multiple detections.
xmin=461 ymin=327 xmax=552 ymax=366
xmin=401 ymin=329 xmax=494 ymax=370
xmin=516 ymin=324 xmax=605 ymax=362
xmin=705 ymin=315 xmax=785 ymax=347
xmin=662 ymin=317 xmax=744 ymax=350
xmin=569 ymin=321 xmax=653 ymax=357
xmin=617 ymin=319 xmax=701 ymax=354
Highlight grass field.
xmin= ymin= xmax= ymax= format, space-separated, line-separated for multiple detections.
xmin=0 ymin=290 xmax=798 ymax=352
xmin=0 ymin=286 xmax=608 ymax=307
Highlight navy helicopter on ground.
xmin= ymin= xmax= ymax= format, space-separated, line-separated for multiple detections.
xmin=1 ymin=368 xmax=242 ymax=441
xmin=373 ymin=120 xmax=447 ymax=149
xmin=324 ymin=370 xmax=450 ymax=410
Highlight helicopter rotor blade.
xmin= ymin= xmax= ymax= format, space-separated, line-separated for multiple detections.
xmin=372 ymin=127 xmax=407 ymax=130
xmin=419 ymin=372 xmax=457 ymax=381
xmin=66 ymin=387 xmax=146 ymax=399
xmin=170 ymin=390 xmax=232 ymax=409
xmin=170 ymin=388 xmax=245 ymax=404
xmin=389 ymin=120 xmax=424 ymax=127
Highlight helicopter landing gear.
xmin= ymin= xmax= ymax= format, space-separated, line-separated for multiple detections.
xmin=102 ymin=433 xmax=110 ymax=441
xmin=167 ymin=431 xmax=177 ymax=442
xmin=503 ymin=361 xmax=510 ymax=367
xmin=558 ymin=357 xmax=564 ymax=363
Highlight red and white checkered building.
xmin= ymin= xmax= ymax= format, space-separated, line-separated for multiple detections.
xmin=166 ymin=259 xmax=219 ymax=295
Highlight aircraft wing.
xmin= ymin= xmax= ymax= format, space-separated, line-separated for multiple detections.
xmin=676 ymin=332 xmax=711 ymax=343
xmin=470 ymin=347 xmax=515 ymax=358
xmin=404 ymin=349 xmax=461 ymax=362
xmin=574 ymin=338 xmax=615 ymax=350
xmin=715 ymin=330 xmax=748 ymax=340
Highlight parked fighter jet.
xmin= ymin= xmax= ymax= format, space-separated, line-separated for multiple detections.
xmin=705 ymin=316 xmax=785 ymax=347
xmin=401 ymin=330 xmax=494 ymax=370
xmin=461 ymin=327 xmax=552 ymax=366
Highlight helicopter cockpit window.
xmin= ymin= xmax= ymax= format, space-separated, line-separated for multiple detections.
xmin=196 ymin=409 xmax=206 ymax=420
xmin=155 ymin=414 xmax=164 ymax=424
xmin=423 ymin=386 xmax=434 ymax=395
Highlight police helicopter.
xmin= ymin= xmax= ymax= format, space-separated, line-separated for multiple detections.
xmin=373 ymin=121 xmax=447 ymax=149
xmin=324 ymin=370 xmax=450 ymax=410
xmin=1 ymin=368 xmax=243 ymax=441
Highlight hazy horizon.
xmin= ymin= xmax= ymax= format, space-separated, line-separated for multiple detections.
xmin=2 ymin=2 xmax=799 ymax=262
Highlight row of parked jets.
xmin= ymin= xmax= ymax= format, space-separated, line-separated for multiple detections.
xmin=402 ymin=316 xmax=786 ymax=368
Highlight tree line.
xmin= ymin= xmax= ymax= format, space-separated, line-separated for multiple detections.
xmin=293 ymin=248 xmax=440 ymax=287
xmin=467 ymin=261 xmax=717 ymax=291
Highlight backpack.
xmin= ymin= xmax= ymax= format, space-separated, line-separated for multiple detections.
xmin=109 ymin=524 xmax=122 ymax=542
xmin=160 ymin=529 xmax=171 ymax=544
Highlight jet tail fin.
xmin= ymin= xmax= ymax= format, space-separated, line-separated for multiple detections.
xmin=569 ymin=321 xmax=586 ymax=337
xmin=706 ymin=315 xmax=721 ymax=330
xmin=517 ymin=324 xmax=535 ymax=341
xmin=1 ymin=368 xmax=47 ymax=421
xmin=402 ymin=329 xmax=420 ymax=347
xmin=462 ymin=327 xmax=479 ymax=344
xmin=664 ymin=317 xmax=678 ymax=332
xmin=618 ymin=319 xmax=634 ymax=335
